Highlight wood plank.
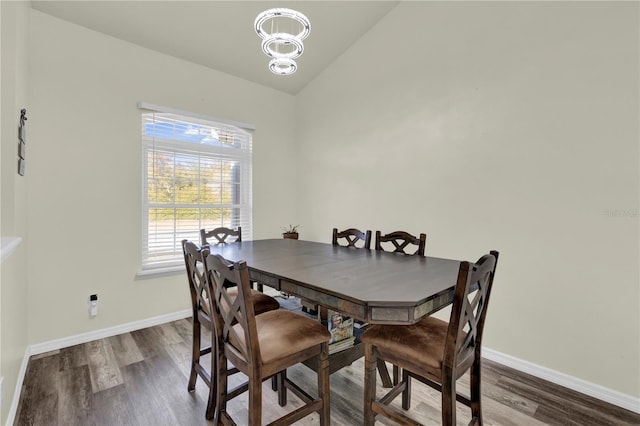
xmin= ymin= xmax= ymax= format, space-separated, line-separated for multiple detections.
xmin=15 ymin=355 xmax=60 ymax=426
xmin=84 ymin=339 xmax=123 ymax=393
xmin=90 ymin=384 xmax=137 ymax=426
xmin=57 ymin=365 xmax=92 ymax=425
xmin=59 ymin=344 xmax=88 ymax=370
xmin=108 ymin=333 xmax=144 ymax=367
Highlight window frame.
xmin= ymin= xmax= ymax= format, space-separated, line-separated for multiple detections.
xmin=137 ymin=102 xmax=254 ymax=275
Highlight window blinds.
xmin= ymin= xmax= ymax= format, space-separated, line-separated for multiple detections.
xmin=140 ymin=106 xmax=253 ymax=270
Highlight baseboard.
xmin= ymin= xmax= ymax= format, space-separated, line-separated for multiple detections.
xmin=27 ymin=309 xmax=191 ymax=356
xmin=483 ymin=347 xmax=640 ymax=414
xmin=5 ymin=309 xmax=191 ymax=425
xmin=6 ymin=344 xmax=35 ymax=426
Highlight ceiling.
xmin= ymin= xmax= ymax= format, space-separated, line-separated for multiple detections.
xmin=30 ymin=1 xmax=399 ymax=95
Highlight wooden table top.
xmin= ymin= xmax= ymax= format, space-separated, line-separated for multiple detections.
xmin=207 ymin=239 xmax=462 ymax=324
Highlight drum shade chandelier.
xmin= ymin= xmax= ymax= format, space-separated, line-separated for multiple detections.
xmin=254 ymin=8 xmax=311 ymax=75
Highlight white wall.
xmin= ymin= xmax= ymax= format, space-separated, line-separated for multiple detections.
xmin=25 ymin=10 xmax=298 ymax=345
xmin=296 ymin=2 xmax=639 ymax=398
xmin=0 ymin=1 xmax=30 ymax=423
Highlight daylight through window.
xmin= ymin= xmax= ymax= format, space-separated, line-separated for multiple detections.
xmin=141 ymin=109 xmax=252 ymax=270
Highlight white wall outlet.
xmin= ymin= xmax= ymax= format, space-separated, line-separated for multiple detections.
xmin=89 ymin=294 xmax=98 ymax=317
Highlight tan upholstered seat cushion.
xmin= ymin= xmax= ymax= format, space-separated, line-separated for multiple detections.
xmin=199 ymin=288 xmax=279 ymax=317
xmin=362 ymin=317 xmax=450 ymax=375
xmin=247 ymin=289 xmax=281 ymax=315
xmin=231 ymin=309 xmax=330 ymax=367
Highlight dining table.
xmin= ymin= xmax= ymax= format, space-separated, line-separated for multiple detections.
xmin=206 ymin=238 xmax=463 ymax=325
xmin=206 ymin=238 xmax=465 ymax=386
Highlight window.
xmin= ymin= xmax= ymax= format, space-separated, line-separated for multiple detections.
xmin=140 ymin=104 xmax=253 ymax=272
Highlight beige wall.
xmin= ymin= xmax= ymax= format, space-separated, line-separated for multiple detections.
xmin=1 ymin=1 xmax=30 ymax=423
xmin=24 ymin=10 xmax=298 ymax=342
xmin=296 ymin=2 xmax=639 ymax=397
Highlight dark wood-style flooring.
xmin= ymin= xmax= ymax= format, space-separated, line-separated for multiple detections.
xmin=14 ymin=318 xmax=640 ymax=425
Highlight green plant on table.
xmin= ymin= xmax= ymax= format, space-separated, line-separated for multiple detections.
xmin=281 ymin=224 xmax=300 ymax=234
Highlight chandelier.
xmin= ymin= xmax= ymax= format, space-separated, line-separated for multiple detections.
xmin=254 ymin=8 xmax=311 ymax=75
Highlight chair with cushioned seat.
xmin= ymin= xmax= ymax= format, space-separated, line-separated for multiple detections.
xmin=374 ymin=229 xmax=427 ymax=384
xmin=330 ymin=227 xmax=397 ymax=387
xmin=362 ymin=251 xmax=499 ymax=426
xmin=375 ymin=230 xmax=426 ymax=256
xmin=181 ymin=239 xmax=280 ymax=420
xmin=201 ymin=226 xmax=265 ymax=292
xmin=202 ymin=248 xmax=331 ymax=425
xmin=332 ymin=227 xmax=372 ymax=249
xmin=200 ymin=226 xmax=242 ymax=247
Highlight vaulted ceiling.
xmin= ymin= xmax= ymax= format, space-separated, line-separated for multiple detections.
xmin=31 ymin=1 xmax=399 ymax=95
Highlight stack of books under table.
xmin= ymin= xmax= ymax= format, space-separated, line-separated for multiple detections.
xmin=327 ymin=310 xmax=356 ymax=354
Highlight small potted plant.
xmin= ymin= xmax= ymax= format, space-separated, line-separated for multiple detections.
xmin=281 ymin=224 xmax=300 ymax=240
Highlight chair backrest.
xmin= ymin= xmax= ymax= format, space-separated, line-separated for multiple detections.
xmin=201 ymin=249 xmax=260 ymax=369
xmin=444 ymin=250 xmax=499 ymax=376
xmin=375 ymin=231 xmax=426 ymax=256
xmin=182 ymin=240 xmax=214 ymax=321
xmin=332 ymin=228 xmax=372 ymax=249
xmin=200 ymin=226 xmax=242 ymax=246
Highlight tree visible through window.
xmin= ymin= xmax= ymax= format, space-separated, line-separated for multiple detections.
xmin=141 ymin=111 xmax=252 ymax=270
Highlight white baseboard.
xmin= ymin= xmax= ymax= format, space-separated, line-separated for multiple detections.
xmin=5 ymin=309 xmax=191 ymax=425
xmin=27 ymin=309 xmax=191 ymax=356
xmin=483 ymin=347 xmax=640 ymax=414
xmin=5 ymin=349 xmax=30 ymax=426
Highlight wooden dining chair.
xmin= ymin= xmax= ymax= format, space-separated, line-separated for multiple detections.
xmin=201 ymin=248 xmax=331 ymax=425
xmin=329 ymin=227 xmax=398 ymax=387
xmin=374 ymin=230 xmax=427 ymax=384
xmin=201 ymin=225 xmax=265 ymax=292
xmin=362 ymin=251 xmax=499 ymax=426
xmin=332 ymin=227 xmax=372 ymax=249
xmin=181 ymin=240 xmax=280 ymax=420
xmin=299 ymin=227 xmax=371 ymax=315
xmin=200 ymin=226 xmax=241 ymax=246
xmin=375 ymin=230 xmax=426 ymax=256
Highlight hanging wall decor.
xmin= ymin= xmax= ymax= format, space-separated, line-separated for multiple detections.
xmin=18 ymin=108 xmax=27 ymax=176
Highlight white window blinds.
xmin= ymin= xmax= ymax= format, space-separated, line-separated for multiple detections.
xmin=140 ymin=105 xmax=253 ymax=271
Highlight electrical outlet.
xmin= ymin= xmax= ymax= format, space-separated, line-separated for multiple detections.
xmin=89 ymin=294 xmax=98 ymax=317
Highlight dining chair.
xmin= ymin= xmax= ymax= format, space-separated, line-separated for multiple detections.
xmin=329 ymin=227 xmax=398 ymax=387
xmin=201 ymin=225 xmax=265 ymax=292
xmin=201 ymin=248 xmax=331 ymax=425
xmin=332 ymin=227 xmax=372 ymax=249
xmin=294 ymin=227 xmax=373 ymax=317
xmin=200 ymin=226 xmax=242 ymax=246
xmin=362 ymin=250 xmax=499 ymax=426
xmin=375 ymin=230 xmax=426 ymax=256
xmin=374 ymin=229 xmax=427 ymax=384
xmin=181 ymin=240 xmax=280 ymax=420
xmin=304 ymin=227 xmax=370 ymax=316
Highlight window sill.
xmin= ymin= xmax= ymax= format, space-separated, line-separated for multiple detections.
xmin=136 ymin=265 xmax=185 ymax=279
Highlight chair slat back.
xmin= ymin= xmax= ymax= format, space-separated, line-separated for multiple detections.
xmin=332 ymin=228 xmax=372 ymax=249
xmin=201 ymin=249 xmax=260 ymax=367
xmin=444 ymin=251 xmax=499 ymax=374
xmin=201 ymin=226 xmax=242 ymax=246
xmin=375 ymin=231 xmax=426 ymax=256
xmin=182 ymin=240 xmax=213 ymax=320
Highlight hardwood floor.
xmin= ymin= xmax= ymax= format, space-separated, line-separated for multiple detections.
xmin=14 ymin=319 xmax=640 ymax=425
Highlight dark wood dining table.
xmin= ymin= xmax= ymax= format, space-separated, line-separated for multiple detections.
xmin=206 ymin=238 xmax=462 ymax=325
xmin=207 ymin=238 xmax=464 ymax=382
